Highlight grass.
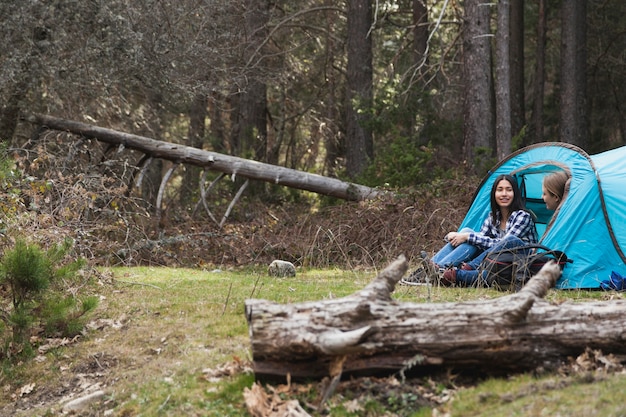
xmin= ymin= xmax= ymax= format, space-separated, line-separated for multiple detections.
xmin=1 ymin=265 xmax=625 ymax=416
xmin=451 ymin=372 xmax=626 ymax=416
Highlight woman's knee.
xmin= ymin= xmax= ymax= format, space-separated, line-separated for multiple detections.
xmin=503 ymin=235 xmax=523 ymax=243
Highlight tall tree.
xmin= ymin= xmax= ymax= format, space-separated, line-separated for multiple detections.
xmin=509 ymin=0 xmax=525 ymax=143
xmin=462 ymin=0 xmax=494 ymax=165
xmin=345 ymin=0 xmax=374 ymax=179
xmin=559 ymin=0 xmax=588 ymax=147
xmin=322 ymin=0 xmax=341 ymax=178
xmin=0 ymin=51 xmax=33 ymax=144
xmin=232 ymin=0 xmax=270 ymax=161
xmin=585 ymin=0 xmax=626 ymax=151
xmin=208 ymin=93 xmax=228 ymax=154
xmin=413 ymin=0 xmax=429 ymax=70
xmin=410 ymin=0 xmax=431 ymax=142
xmin=495 ymin=0 xmax=512 ymax=159
xmin=530 ymin=0 xmax=547 ymax=143
xmin=180 ymin=94 xmax=207 ymax=206
xmin=3 ymin=0 xmax=624 ymax=194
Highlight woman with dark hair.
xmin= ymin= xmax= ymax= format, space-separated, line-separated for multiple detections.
xmin=440 ymin=174 xmax=539 ymax=286
xmin=446 ymin=172 xmax=570 ymax=287
xmin=401 ymin=174 xmax=538 ymax=286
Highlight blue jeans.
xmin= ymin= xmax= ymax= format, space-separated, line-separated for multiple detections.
xmin=456 ymin=235 xmax=529 ymax=286
xmin=431 ymin=228 xmax=480 ymax=268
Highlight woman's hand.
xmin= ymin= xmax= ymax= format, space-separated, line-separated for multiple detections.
xmin=446 ymin=232 xmax=470 ymax=247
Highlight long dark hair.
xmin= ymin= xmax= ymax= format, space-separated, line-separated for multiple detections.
xmin=489 ymin=174 xmax=525 ymax=222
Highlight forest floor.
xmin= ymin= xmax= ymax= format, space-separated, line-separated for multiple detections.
xmin=91 ymin=179 xmax=478 ymax=271
xmin=3 ymin=177 xmax=626 ymax=416
xmin=0 ymin=183 xmax=477 ymax=416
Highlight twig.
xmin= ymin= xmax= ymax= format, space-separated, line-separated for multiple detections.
xmin=156 ymin=163 xmax=180 ymax=222
xmin=158 ymin=394 xmax=171 ymax=412
xmin=114 ymin=279 xmax=162 ymax=290
xmin=222 ymin=282 xmax=233 ymax=316
xmin=250 ymin=274 xmax=263 ymax=299
xmin=219 ymin=179 xmax=249 ymax=228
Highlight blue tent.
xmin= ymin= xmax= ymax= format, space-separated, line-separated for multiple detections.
xmin=460 ymin=142 xmax=626 ymax=289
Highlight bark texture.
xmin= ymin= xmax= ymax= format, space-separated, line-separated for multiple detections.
xmin=345 ymin=0 xmax=373 ymax=178
xmin=495 ymin=0 xmax=512 ymax=159
xmin=26 ymin=114 xmax=379 ymax=201
xmin=560 ymin=0 xmax=588 ymax=147
xmin=509 ymin=0 xmax=525 ymax=142
xmin=462 ymin=0 xmax=494 ymax=163
xmin=246 ymin=256 xmax=626 ymax=381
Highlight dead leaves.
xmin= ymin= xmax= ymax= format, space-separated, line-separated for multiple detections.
xmin=36 ymin=335 xmax=81 ymax=355
xmin=18 ymin=383 xmax=36 ymax=398
xmin=239 ymin=348 xmax=626 ymax=417
xmin=244 ymin=383 xmax=312 ymax=417
xmin=201 ymin=356 xmax=253 ymax=382
xmin=85 ymin=315 xmax=128 ymax=331
xmin=567 ymin=347 xmax=625 ymax=375
xmin=241 ymin=374 xmax=452 ymax=417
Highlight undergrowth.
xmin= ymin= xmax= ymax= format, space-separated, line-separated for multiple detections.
xmin=0 ymin=237 xmax=96 ymax=362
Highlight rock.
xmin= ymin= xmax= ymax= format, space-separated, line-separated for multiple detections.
xmin=268 ymin=260 xmax=296 ymax=277
xmin=62 ymin=390 xmax=106 ymax=412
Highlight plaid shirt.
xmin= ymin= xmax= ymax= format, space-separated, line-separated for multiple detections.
xmin=468 ymin=210 xmax=538 ymax=250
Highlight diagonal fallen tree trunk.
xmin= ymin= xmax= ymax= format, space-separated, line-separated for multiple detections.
xmin=245 ymin=256 xmax=626 ymax=381
xmin=25 ymin=114 xmax=379 ymax=202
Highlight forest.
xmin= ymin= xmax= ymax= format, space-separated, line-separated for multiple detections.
xmin=1 ymin=2 xmax=626 ymax=415
xmin=0 ymin=0 xmax=624 ymax=268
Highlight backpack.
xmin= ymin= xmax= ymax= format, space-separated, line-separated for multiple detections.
xmin=480 ymin=244 xmax=572 ymax=291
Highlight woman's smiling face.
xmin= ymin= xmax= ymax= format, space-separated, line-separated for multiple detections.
xmin=542 ymin=185 xmax=560 ymax=210
xmin=494 ymin=179 xmax=514 ymax=209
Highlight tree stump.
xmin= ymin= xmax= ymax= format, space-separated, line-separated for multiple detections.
xmin=245 ymin=255 xmax=626 ymax=381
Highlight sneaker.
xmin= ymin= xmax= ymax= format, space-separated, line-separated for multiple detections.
xmin=440 ymin=267 xmax=457 ymax=286
xmin=399 ymin=267 xmax=428 ymax=286
xmin=400 ymin=255 xmax=438 ymax=286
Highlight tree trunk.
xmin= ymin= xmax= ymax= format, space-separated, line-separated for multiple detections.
xmin=345 ymin=0 xmax=374 ymax=179
xmin=412 ymin=0 xmax=428 ymax=69
xmin=246 ymin=256 xmax=626 ymax=381
xmin=495 ymin=0 xmax=512 ymax=159
xmin=559 ymin=0 xmax=588 ymax=148
xmin=139 ymin=94 xmax=166 ymax=214
xmin=0 ymin=69 xmax=29 ymax=145
xmin=410 ymin=0 xmax=430 ymax=143
xmin=322 ymin=0 xmax=341 ymax=178
xmin=509 ymin=0 xmax=525 ymax=143
xmin=462 ymin=0 xmax=494 ymax=165
xmin=233 ymin=0 xmax=269 ymax=162
xmin=26 ymin=114 xmax=379 ymax=202
xmin=209 ymin=92 xmax=227 ymax=154
xmin=531 ymin=0 xmax=547 ymax=143
xmin=180 ymin=94 xmax=207 ymax=206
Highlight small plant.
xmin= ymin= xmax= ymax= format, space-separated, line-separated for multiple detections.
xmin=3 ymin=240 xmax=51 ymax=310
xmin=0 ymin=237 xmax=96 ymax=357
xmin=40 ymin=294 xmax=99 ymax=337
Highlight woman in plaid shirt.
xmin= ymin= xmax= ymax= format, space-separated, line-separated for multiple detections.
xmin=448 ymin=172 xmax=568 ymax=287
xmin=433 ymin=174 xmax=538 ymax=286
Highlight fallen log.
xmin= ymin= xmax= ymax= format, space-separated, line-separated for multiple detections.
xmin=245 ymin=256 xmax=626 ymax=381
xmin=25 ymin=114 xmax=380 ymax=202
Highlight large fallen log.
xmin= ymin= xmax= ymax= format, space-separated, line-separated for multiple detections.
xmin=25 ymin=114 xmax=380 ymax=202
xmin=245 ymin=256 xmax=626 ymax=381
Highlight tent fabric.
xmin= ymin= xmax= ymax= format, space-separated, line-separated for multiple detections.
xmin=459 ymin=142 xmax=626 ymax=289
